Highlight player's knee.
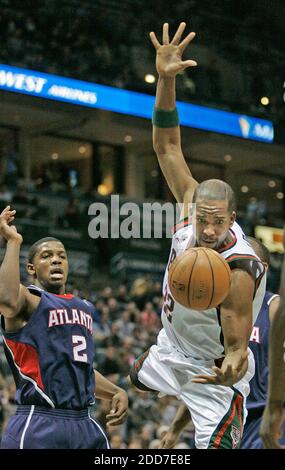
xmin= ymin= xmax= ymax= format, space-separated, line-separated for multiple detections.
xmin=128 ymin=359 xmax=157 ymax=394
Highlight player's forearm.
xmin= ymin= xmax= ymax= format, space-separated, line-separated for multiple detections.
xmin=267 ymin=304 xmax=285 ymax=403
xmin=222 ymin=318 xmax=250 ymax=380
xmin=155 ymin=76 xmax=176 ymax=110
xmin=169 ymin=404 xmax=191 ymax=433
xmin=0 ymin=239 xmax=22 ymax=308
xmin=94 ymin=370 xmax=123 ymax=400
xmin=153 ymin=77 xmax=181 ymax=154
xmin=223 ymin=314 xmax=251 ymax=354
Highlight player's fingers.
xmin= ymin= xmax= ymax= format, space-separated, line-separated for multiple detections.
xmin=149 ymin=31 xmax=160 ymax=49
xmin=191 ymin=377 xmax=215 ymax=384
xmin=0 ymin=205 xmax=11 ymax=216
xmin=162 ymin=22 xmax=169 ymax=44
xmin=161 ymin=439 xmax=175 ymax=449
xmin=7 ymin=210 xmax=16 ymax=216
xmin=1 ymin=209 xmax=16 ymax=220
xmin=192 ymin=373 xmax=211 ymax=380
xmin=180 ymin=60 xmax=198 ymax=69
xmin=106 ymin=412 xmax=127 ymax=424
xmin=107 ymin=404 xmax=127 ymax=419
xmin=106 ymin=411 xmax=128 ymax=426
xmin=179 ymin=31 xmax=196 ymax=52
xmin=158 ymin=438 xmax=166 ymax=449
xmin=107 ymin=408 xmax=120 ymax=419
xmin=168 ymin=440 xmax=176 ymax=449
xmin=107 ymin=413 xmax=127 ymax=424
xmin=171 ymin=22 xmax=186 ymax=45
xmin=225 ymin=364 xmax=233 ymax=376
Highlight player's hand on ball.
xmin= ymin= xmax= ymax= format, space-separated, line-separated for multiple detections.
xmin=0 ymin=206 xmax=23 ymax=244
xmin=106 ymin=389 xmax=128 ymax=426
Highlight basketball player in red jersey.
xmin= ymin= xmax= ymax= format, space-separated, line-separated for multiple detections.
xmin=128 ymin=22 xmax=266 ymax=449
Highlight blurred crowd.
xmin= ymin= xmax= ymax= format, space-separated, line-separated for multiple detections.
xmin=0 ymin=1 xmax=284 ymax=121
xmin=0 ymin=278 xmax=195 ymax=449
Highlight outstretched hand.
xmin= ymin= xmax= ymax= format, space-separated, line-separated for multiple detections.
xmin=192 ymin=351 xmax=249 ymax=387
xmin=0 ymin=206 xmax=22 ymax=244
xmin=106 ymin=389 xmax=128 ymax=426
xmin=158 ymin=428 xmax=179 ymax=449
xmin=150 ymin=22 xmax=197 ymax=78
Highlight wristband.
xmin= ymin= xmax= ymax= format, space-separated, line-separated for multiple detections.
xmin=152 ymin=107 xmax=179 ymax=128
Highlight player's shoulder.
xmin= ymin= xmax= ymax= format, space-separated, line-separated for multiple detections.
xmin=81 ymin=298 xmax=94 ymax=309
xmin=221 ymin=223 xmax=265 ymax=280
xmin=223 ymin=222 xmax=258 ymax=259
xmin=265 ymin=291 xmax=279 ymax=306
xmin=27 ymin=284 xmax=44 ymax=296
xmin=172 ymin=216 xmax=192 ymax=235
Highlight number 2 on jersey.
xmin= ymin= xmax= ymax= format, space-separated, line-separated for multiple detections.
xmin=163 ymin=285 xmax=175 ymax=322
xmin=72 ymin=335 xmax=88 ymax=363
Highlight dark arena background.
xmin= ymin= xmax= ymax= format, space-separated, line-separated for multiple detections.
xmin=0 ymin=0 xmax=284 ymax=457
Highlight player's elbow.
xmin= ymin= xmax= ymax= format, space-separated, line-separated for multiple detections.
xmin=0 ymin=292 xmax=20 ymax=317
xmin=153 ymin=141 xmax=181 ymax=158
xmin=0 ymin=301 xmax=19 ymax=318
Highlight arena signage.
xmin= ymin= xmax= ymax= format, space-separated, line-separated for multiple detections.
xmin=0 ymin=64 xmax=274 ymax=143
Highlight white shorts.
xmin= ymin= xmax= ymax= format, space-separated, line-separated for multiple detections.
xmin=130 ymin=329 xmax=254 ymax=449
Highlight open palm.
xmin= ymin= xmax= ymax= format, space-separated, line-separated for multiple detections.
xmin=150 ymin=22 xmax=197 ymax=77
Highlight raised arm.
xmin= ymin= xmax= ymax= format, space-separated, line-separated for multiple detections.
xmin=0 ymin=206 xmax=36 ymax=323
xmin=192 ymin=270 xmax=254 ymax=386
xmin=150 ymin=22 xmax=199 ymax=204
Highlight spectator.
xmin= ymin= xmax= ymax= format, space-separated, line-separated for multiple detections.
xmin=140 ymin=301 xmax=161 ymax=332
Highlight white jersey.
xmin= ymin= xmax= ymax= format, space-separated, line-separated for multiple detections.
xmin=161 ymin=220 xmax=266 ymax=361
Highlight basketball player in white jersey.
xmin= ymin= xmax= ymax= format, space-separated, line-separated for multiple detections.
xmin=128 ymin=22 xmax=266 ymax=449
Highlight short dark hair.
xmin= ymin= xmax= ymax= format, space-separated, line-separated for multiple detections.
xmin=247 ymin=236 xmax=270 ymax=265
xmin=193 ymin=179 xmax=236 ymax=213
xmin=28 ymin=237 xmax=64 ymax=263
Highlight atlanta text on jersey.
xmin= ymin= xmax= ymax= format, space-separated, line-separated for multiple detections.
xmin=48 ymin=308 xmax=93 ymax=333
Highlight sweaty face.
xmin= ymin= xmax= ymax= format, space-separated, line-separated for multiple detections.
xmin=194 ymin=199 xmax=236 ymax=250
xmin=28 ymin=241 xmax=69 ymax=293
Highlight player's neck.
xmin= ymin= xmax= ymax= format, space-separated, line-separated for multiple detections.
xmin=218 ymin=231 xmax=234 ymax=250
xmin=34 ymin=279 xmax=66 ymax=295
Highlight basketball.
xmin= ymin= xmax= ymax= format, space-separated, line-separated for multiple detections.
xmin=168 ymin=247 xmax=231 ymax=310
